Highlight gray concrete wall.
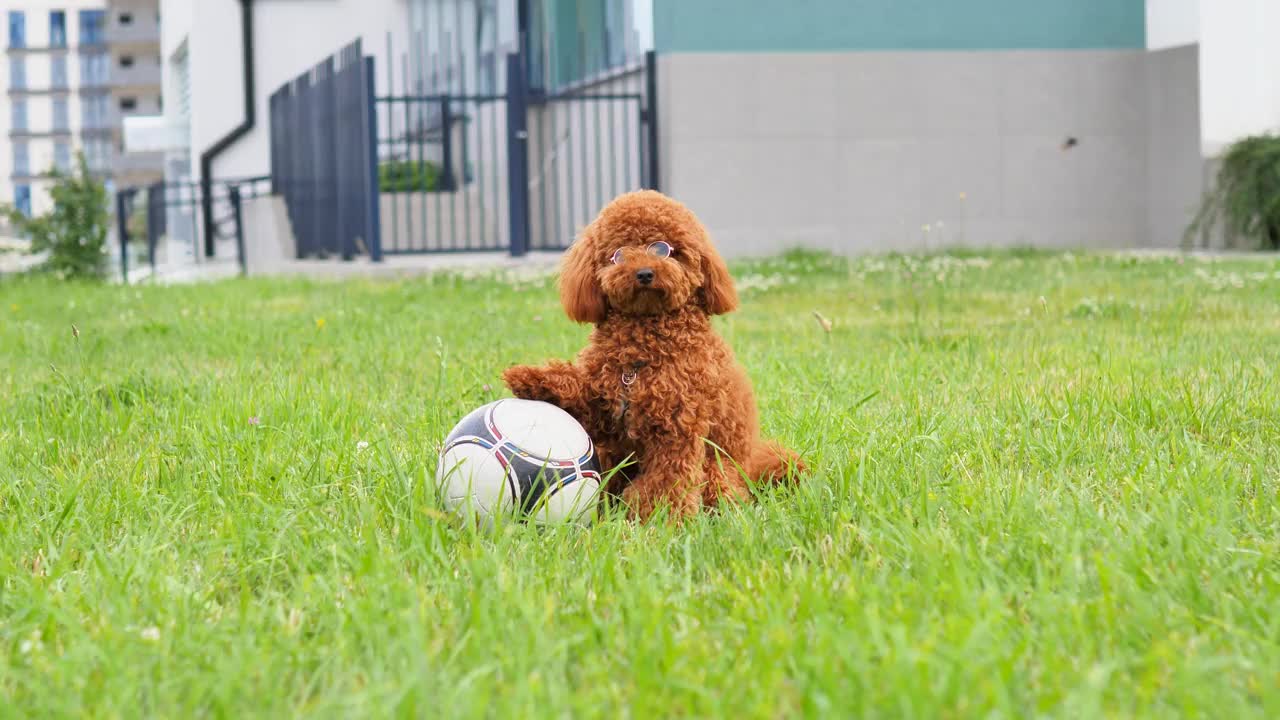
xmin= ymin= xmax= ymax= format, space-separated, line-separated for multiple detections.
xmin=241 ymin=195 xmax=298 ymax=276
xmin=1146 ymin=45 xmax=1204 ymax=248
xmin=658 ymin=50 xmax=1205 ymax=257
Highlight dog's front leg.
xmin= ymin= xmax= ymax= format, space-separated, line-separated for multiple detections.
xmin=622 ymin=436 xmax=706 ymax=522
xmin=502 ymin=361 xmax=588 ymax=416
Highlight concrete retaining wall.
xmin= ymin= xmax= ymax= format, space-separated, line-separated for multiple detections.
xmin=657 ymin=47 xmax=1204 ymax=257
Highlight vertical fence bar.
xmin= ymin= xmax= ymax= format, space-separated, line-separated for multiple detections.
xmin=401 ymin=53 xmax=418 ymax=253
xmin=622 ymin=95 xmax=633 ymax=190
xmin=229 ymin=185 xmax=246 ymax=275
xmin=550 ymin=99 xmax=562 ymax=250
xmin=533 ymin=97 xmax=547 ymax=250
xmin=442 ymin=97 xmax=456 ymax=249
xmin=146 ymin=183 xmax=160 ymax=274
xmin=431 ymin=58 xmax=443 ymax=251
xmin=385 ymin=33 xmax=399 ymax=253
xmin=199 ymin=177 xmax=213 ymax=257
xmin=577 ymin=93 xmax=588 ymax=230
xmin=488 ymin=95 xmax=502 ymax=248
xmin=415 ymin=32 xmax=428 ymax=251
xmin=433 ymin=0 xmax=447 ymax=252
xmin=563 ymin=99 xmax=576 ymax=244
xmin=593 ymin=95 xmax=604 ymax=213
xmin=506 ymin=52 xmax=530 ymax=257
xmin=116 ymin=190 xmax=130 ymax=282
xmin=644 ymin=50 xmax=659 ymax=191
xmin=607 ymin=95 xmax=618 ymax=200
xmin=364 ymin=56 xmax=383 ymax=261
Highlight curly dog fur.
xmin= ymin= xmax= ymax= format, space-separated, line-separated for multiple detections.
xmin=503 ymin=190 xmax=805 ymax=521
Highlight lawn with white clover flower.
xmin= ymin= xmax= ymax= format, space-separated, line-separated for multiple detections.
xmin=2 ymin=250 xmax=1279 ymax=718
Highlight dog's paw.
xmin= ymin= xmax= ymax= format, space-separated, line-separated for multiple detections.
xmin=622 ymin=482 xmax=700 ymax=524
xmin=501 ymin=365 xmax=548 ymax=400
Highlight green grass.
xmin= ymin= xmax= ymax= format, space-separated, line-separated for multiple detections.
xmin=2 ymin=250 xmax=1279 ymax=718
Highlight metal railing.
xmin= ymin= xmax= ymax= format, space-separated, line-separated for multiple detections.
xmin=369 ymin=31 xmax=658 ymax=256
xmin=115 ymin=175 xmax=271 ymax=282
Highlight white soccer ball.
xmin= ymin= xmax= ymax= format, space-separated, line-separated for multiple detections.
xmin=436 ymin=399 xmax=603 ymax=525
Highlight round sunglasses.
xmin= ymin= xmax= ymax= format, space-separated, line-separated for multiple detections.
xmin=611 ymin=241 xmax=674 ymax=265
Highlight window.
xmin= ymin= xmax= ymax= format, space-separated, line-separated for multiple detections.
xmin=11 ymin=100 xmax=26 ymax=131
xmin=14 ymin=185 xmax=31 ymax=217
xmin=50 ymin=11 xmax=66 ymax=48
xmin=79 ymin=10 xmax=105 ymax=46
xmin=8 ymin=11 xmax=24 ymax=49
xmin=54 ymin=142 xmax=71 ymax=172
xmin=53 ymin=98 xmax=69 ymax=130
xmin=82 ymin=94 xmax=109 ymax=128
xmin=119 ymin=12 xmax=133 ymax=25
xmin=9 ymin=57 xmax=25 ymax=89
xmin=52 ymin=56 xmax=68 ymax=88
xmin=120 ymin=97 xmax=137 ymax=111
xmin=80 ymin=52 xmax=109 ymax=85
xmin=120 ymin=55 xmax=134 ymax=68
xmin=13 ymin=143 xmax=30 ymax=175
xmin=84 ymin=138 xmax=111 ymax=172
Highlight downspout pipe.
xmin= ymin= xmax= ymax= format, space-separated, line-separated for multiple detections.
xmin=199 ymin=0 xmax=255 ymax=257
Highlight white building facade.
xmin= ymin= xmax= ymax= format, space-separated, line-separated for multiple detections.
xmin=157 ymin=0 xmax=652 ymax=185
xmin=158 ymin=0 xmax=418 ymax=185
xmin=1 ymin=1 xmax=110 ymax=216
xmin=1147 ymin=0 xmax=1280 ymax=156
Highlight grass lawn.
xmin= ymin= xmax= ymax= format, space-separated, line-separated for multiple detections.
xmin=2 ymin=250 xmax=1279 ymax=718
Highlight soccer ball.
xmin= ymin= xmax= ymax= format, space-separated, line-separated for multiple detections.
xmin=436 ymin=399 xmax=603 ymax=525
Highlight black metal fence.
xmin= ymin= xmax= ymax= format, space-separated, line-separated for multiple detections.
xmin=525 ymin=53 xmax=658 ymax=252
xmin=269 ymin=39 xmax=382 ymax=261
xmin=112 ymin=36 xmax=662 ymax=273
xmin=115 ymin=176 xmax=272 ymax=282
xmin=368 ymin=32 xmax=659 ymax=256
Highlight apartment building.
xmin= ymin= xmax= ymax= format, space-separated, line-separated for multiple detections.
xmin=2 ymin=1 xmax=109 ymax=216
xmin=0 ymin=1 xmax=159 ymax=217
xmin=106 ymin=0 xmax=162 ymax=188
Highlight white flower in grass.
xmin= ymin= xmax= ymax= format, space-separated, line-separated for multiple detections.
xmin=140 ymin=626 xmax=161 ymax=642
xmin=19 ymin=630 xmax=42 ymax=654
xmin=356 ymin=441 xmax=370 ymax=453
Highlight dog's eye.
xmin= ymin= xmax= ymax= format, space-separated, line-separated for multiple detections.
xmin=610 ymin=249 xmax=625 ymax=265
xmin=647 ymin=241 xmax=674 ymax=259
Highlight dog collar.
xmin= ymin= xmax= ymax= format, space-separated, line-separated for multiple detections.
xmin=621 ymin=360 xmax=648 ymax=387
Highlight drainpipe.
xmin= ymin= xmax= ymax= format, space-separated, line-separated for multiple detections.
xmin=198 ymin=0 xmax=255 ymax=257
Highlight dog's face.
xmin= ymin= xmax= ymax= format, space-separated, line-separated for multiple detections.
xmin=559 ymin=191 xmax=738 ymax=323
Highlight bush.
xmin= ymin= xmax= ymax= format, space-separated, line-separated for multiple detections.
xmin=380 ymin=159 xmax=443 ymax=193
xmin=3 ymin=154 xmax=111 ymax=280
xmin=1187 ymin=134 xmax=1280 ymax=250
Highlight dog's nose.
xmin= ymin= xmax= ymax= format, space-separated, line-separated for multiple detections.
xmin=635 ymin=268 xmax=655 ymax=285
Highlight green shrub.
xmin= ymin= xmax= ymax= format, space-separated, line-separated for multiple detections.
xmin=1187 ymin=134 xmax=1280 ymax=250
xmin=3 ymin=154 xmax=111 ymax=280
xmin=379 ymin=159 xmax=443 ymax=193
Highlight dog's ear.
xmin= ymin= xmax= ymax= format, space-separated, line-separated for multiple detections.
xmin=699 ymin=244 xmax=738 ymax=316
xmin=559 ymin=225 xmax=607 ymax=324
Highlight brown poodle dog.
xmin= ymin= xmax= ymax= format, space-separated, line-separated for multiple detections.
xmin=503 ymin=190 xmax=805 ymax=521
